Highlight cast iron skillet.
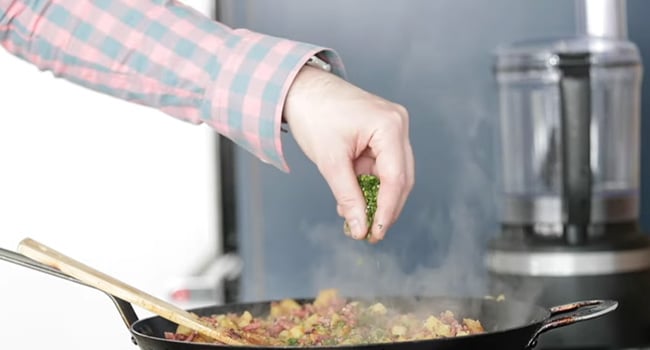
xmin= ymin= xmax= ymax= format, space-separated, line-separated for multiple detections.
xmin=0 ymin=248 xmax=617 ymax=350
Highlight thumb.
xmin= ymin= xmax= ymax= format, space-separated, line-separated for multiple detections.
xmin=318 ymin=158 xmax=368 ymax=240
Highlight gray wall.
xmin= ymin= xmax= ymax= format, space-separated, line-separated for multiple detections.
xmin=219 ymin=1 xmax=647 ymax=301
xmin=628 ymin=1 xmax=650 ymax=230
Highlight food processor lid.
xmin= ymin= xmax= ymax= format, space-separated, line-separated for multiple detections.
xmin=495 ymin=36 xmax=641 ymax=72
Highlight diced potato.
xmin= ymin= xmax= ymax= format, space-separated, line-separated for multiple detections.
xmin=270 ymin=304 xmax=281 ymax=317
xmin=289 ymin=325 xmax=304 ymax=338
xmin=314 ymin=289 xmax=339 ymax=308
xmin=391 ymin=325 xmax=407 ymax=336
xmin=463 ymin=318 xmax=485 ymax=333
xmin=368 ymin=302 xmax=387 ymax=315
xmin=237 ymin=311 xmax=253 ymax=327
xmin=424 ymin=316 xmax=452 ymax=337
xmin=330 ymin=312 xmax=341 ymax=327
xmin=176 ymin=324 xmax=193 ymax=336
xmin=213 ymin=316 xmax=236 ymax=330
xmin=271 ymin=299 xmax=301 ymax=317
xmin=305 ymin=313 xmax=320 ymax=328
xmin=280 ymin=299 xmax=301 ymax=310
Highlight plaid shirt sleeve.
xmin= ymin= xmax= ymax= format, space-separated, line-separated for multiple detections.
xmin=0 ymin=0 xmax=345 ymax=172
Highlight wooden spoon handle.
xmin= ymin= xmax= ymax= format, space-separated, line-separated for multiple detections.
xmin=17 ymin=238 xmax=242 ymax=346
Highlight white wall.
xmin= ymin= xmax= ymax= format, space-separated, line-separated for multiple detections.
xmin=0 ymin=1 xmax=219 ymax=349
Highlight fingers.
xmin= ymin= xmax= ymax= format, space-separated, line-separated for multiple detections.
xmin=318 ymin=155 xmax=369 ymax=240
xmin=394 ymin=133 xmax=415 ymax=225
xmin=400 ymin=107 xmax=415 ymax=218
xmin=370 ymin=157 xmax=406 ymax=240
xmin=368 ymin=111 xmax=414 ymax=242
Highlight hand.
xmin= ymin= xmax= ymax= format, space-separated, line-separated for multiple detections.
xmin=284 ymin=66 xmax=415 ymax=242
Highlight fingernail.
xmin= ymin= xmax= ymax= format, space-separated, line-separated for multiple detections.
xmin=343 ymin=221 xmax=351 ymax=236
xmin=346 ymin=218 xmax=366 ymax=239
xmin=373 ymin=223 xmax=385 ymax=241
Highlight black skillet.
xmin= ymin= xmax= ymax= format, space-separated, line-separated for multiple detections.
xmin=0 ymin=247 xmax=617 ymax=350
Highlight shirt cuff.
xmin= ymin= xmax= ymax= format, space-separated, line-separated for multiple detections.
xmin=206 ymin=29 xmax=346 ymax=173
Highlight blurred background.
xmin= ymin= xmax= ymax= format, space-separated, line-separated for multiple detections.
xmin=2 ymin=0 xmax=650 ymax=349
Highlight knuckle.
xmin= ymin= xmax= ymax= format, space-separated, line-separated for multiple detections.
xmin=380 ymin=172 xmax=410 ymax=198
xmin=379 ymin=116 xmax=402 ymax=133
xmin=391 ymin=171 xmax=409 ymax=189
xmin=334 ymin=191 xmax=363 ymax=215
xmin=379 ymin=103 xmax=409 ymax=132
xmin=392 ymin=103 xmax=409 ymax=120
xmin=406 ymin=174 xmax=415 ymax=192
xmin=336 ymin=205 xmax=344 ymax=217
xmin=337 ymin=195 xmax=358 ymax=209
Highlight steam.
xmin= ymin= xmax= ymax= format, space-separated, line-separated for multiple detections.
xmin=304 ymin=94 xmax=543 ymax=305
xmin=306 ymin=204 xmax=489 ymax=299
xmin=304 ymin=95 xmax=490 ymax=300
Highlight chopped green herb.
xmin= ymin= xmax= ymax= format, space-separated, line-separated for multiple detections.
xmin=358 ymin=174 xmax=380 ymax=239
xmin=287 ymin=338 xmax=299 ymax=346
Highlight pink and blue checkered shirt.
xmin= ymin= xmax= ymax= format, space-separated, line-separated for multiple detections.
xmin=0 ymin=0 xmax=344 ymax=171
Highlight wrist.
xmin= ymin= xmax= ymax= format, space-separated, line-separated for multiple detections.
xmin=284 ymin=64 xmax=333 ymax=125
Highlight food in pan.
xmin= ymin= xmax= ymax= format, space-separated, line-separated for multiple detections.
xmin=164 ymin=289 xmax=485 ymax=346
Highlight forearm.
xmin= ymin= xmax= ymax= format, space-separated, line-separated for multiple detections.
xmin=0 ymin=0 xmax=344 ymax=171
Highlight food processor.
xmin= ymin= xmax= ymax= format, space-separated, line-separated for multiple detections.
xmin=486 ymin=2 xmax=650 ymax=349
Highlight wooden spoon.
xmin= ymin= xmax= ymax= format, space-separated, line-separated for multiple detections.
xmin=17 ymin=238 xmax=244 ymax=346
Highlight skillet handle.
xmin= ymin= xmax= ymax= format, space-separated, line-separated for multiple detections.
xmin=526 ymin=299 xmax=618 ymax=349
xmin=0 ymin=247 xmax=141 ymax=331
